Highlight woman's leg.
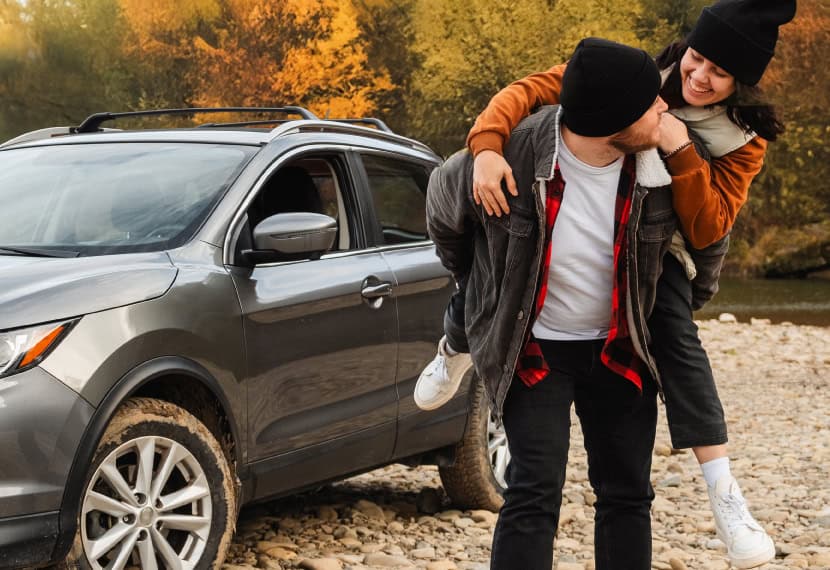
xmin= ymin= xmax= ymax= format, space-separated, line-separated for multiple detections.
xmin=648 ymin=254 xmax=728 ymax=450
xmin=648 ymin=254 xmax=774 ymax=569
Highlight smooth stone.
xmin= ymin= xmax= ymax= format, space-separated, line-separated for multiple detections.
xmin=363 ymin=553 xmax=415 ymax=567
xmin=299 ymin=559 xmax=343 ymax=570
xmin=658 ymin=474 xmax=682 ymax=487
xmin=411 ymin=546 xmax=436 ymax=559
xmin=355 ymin=500 xmax=386 ymax=521
xmin=668 ymin=557 xmax=688 ymax=570
xmin=426 ymin=562 xmax=458 ymax=570
xmin=809 ymin=552 xmax=830 ymax=566
xmin=318 ymin=506 xmax=338 ymax=521
xmin=436 ymin=510 xmax=463 ymax=522
xmin=654 ymin=444 xmax=673 ymax=457
xmin=264 ymin=547 xmax=298 ymax=560
xmin=469 ymin=510 xmax=497 ymax=525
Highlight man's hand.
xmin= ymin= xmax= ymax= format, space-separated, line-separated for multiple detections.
xmin=658 ymin=113 xmax=691 ymax=154
xmin=473 ymin=150 xmax=518 ymax=217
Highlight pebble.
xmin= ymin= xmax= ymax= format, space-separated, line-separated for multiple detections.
xmin=299 ymin=559 xmax=343 ymax=570
xmin=426 ymin=562 xmax=458 ymax=570
xmin=221 ymin=321 xmax=829 ymax=570
xmin=363 ymin=552 xmax=415 ymax=566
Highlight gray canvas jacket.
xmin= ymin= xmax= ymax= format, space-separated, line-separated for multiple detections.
xmin=426 ymin=105 xmax=725 ymax=420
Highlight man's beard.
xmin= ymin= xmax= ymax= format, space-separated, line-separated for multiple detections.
xmin=609 ymin=126 xmax=660 ymax=155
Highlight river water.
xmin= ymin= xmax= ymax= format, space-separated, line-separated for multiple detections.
xmin=694 ymin=276 xmax=830 ymax=326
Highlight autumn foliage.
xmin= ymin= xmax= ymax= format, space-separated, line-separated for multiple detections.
xmin=0 ymin=0 xmax=827 ymax=274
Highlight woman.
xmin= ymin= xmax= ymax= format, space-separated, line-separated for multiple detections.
xmin=416 ymin=0 xmax=796 ymax=568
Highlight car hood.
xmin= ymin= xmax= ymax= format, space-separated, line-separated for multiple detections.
xmin=0 ymin=252 xmax=178 ymax=330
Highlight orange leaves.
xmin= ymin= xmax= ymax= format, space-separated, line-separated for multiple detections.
xmin=118 ymin=0 xmax=391 ymax=118
xmin=185 ymin=0 xmax=392 ymax=117
xmin=762 ymin=0 xmax=829 ymax=115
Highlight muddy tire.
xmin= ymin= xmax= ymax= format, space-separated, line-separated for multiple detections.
xmin=439 ymin=377 xmax=507 ymax=512
xmin=62 ymin=397 xmax=236 ymax=570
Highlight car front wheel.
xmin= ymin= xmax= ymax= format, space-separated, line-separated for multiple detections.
xmin=64 ymin=397 xmax=236 ymax=570
xmin=439 ymin=378 xmax=508 ymax=512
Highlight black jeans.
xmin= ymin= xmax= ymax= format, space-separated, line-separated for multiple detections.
xmin=445 ymin=253 xmax=728 ymax=450
xmin=491 ymin=339 xmax=657 ymax=570
xmin=648 ymin=254 xmax=727 ymax=449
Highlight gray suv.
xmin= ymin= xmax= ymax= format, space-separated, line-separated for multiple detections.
xmin=0 ymin=108 xmax=507 ymax=569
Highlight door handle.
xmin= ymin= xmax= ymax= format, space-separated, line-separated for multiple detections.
xmin=361 ymin=282 xmax=393 ymax=299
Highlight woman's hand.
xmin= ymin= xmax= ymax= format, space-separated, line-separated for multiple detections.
xmin=659 ymin=113 xmax=691 ymax=155
xmin=473 ymin=150 xmax=518 ymax=217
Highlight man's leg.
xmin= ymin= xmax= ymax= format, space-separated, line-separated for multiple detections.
xmin=490 ymin=341 xmax=580 ymax=570
xmin=575 ymin=341 xmax=657 ymax=570
xmin=414 ymin=280 xmax=473 ymax=410
xmin=648 ymin=254 xmax=774 ymax=568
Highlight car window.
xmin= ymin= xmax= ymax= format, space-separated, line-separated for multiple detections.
xmin=361 ymin=154 xmax=430 ymax=245
xmin=0 ymin=142 xmax=256 ymax=256
xmin=245 ymin=156 xmax=352 ymax=251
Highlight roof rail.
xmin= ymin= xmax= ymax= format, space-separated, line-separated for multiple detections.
xmin=268 ymin=120 xmax=436 ymax=156
xmin=1 ymin=127 xmax=74 ymax=149
xmin=327 ymin=118 xmax=392 ymax=132
xmin=74 ymin=106 xmax=319 ymax=133
xmin=196 ymin=116 xmax=394 ymax=132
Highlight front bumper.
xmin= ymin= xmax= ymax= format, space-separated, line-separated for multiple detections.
xmin=0 ymin=367 xmax=94 ymax=568
xmin=0 ymin=511 xmax=59 ymax=569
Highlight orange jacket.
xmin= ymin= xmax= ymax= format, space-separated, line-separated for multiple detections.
xmin=466 ymin=63 xmax=768 ymax=249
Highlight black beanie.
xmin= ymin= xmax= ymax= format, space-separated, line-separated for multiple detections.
xmin=687 ymin=0 xmax=797 ymax=86
xmin=560 ymin=38 xmax=661 ymax=138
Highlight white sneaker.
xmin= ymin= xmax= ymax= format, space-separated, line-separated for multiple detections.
xmin=708 ymin=475 xmax=776 ymax=569
xmin=413 ymin=336 xmax=472 ymax=411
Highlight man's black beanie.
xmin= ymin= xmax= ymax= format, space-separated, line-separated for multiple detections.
xmin=687 ymin=0 xmax=797 ymax=86
xmin=560 ymin=38 xmax=661 ymax=138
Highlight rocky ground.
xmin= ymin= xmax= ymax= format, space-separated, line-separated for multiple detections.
xmin=223 ymin=320 xmax=830 ymax=570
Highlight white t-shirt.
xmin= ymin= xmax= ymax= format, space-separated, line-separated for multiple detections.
xmin=531 ymin=139 xmax=623 ymax=341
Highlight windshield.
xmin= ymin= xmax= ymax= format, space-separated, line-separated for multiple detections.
xmin=0 ymin=142 xmax=256 ymax=256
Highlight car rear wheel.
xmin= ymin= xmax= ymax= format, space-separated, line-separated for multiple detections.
xmin=64 ymin=397 xmax=236 ymax=570
xmin=439 ymin=378 xmax=508 ymax=512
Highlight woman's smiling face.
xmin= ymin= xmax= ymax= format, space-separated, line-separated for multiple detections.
xmin=679 ymin=48 xmax=737 ymax=106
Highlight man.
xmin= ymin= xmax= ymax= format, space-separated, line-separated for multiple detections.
xmin=424 ymin=38 xmax=703 ymax=568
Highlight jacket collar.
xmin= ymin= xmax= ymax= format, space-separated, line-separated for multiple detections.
xmin=532 ymin=105 xmax=672 ymax=188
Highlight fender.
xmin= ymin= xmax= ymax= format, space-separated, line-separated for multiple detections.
xmin=51 ymin=356 xmax=245 ymax=563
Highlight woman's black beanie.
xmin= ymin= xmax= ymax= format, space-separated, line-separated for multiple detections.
xmin=686 ymin=0 xmax=797 ymax=86
xmin=560 ymin=37 xmax=661 ymax=137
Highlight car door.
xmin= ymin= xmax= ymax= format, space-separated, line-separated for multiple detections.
xmin=228 ymin=151 xmax=399 ymax=488
xmin=354 ymin=151 xmax=470 ymax=456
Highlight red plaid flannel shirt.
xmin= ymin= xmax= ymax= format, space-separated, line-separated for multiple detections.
xmin=516 ymin=156 xmax=645 ymax=390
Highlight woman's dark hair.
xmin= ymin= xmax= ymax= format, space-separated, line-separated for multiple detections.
xmin=655 ymin=41 xmax=785 ymax=141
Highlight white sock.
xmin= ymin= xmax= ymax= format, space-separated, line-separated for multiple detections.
xmin=701 ymin=456 xmax=731 ymax=488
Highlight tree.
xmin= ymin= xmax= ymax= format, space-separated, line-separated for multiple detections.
xmin=634 ymin=0 xmax=709 ymax=54
xmin=352 ymin=0 xmax=421 ymax=134
xmin=122 ymin=0 xmax=394 ymax=119
xmin=724 ymin=0 xmax=830 ymax=273
xmin=0 ymin=0 xmax=140 ymax=137
xmin=405 ymin=0 xmax=650 ymax=155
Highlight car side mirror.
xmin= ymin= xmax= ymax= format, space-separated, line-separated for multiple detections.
xmin=244 ymin=212 xmax=337 ymax=264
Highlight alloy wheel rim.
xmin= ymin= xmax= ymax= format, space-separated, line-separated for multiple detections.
xmin=487 ymin=415 xmax=510 ymax=489
xmin=81 ymin=435 xmax=212 ymax=570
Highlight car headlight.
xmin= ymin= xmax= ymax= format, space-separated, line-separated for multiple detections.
xmin=0 ymin=320 xmax=77 ymax=379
